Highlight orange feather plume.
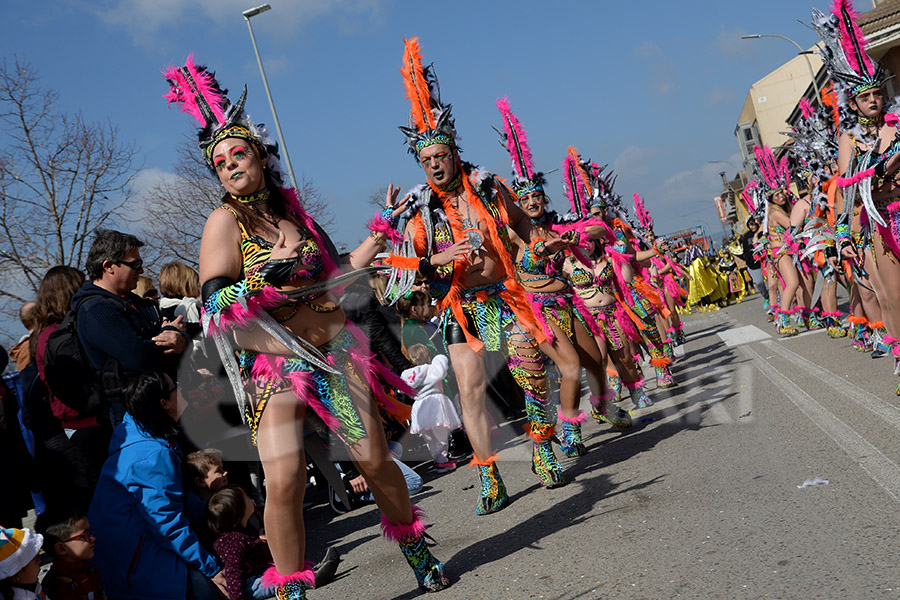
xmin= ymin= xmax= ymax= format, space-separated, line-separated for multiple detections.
xmin=400 ymin=37 xmax=435 ymax=134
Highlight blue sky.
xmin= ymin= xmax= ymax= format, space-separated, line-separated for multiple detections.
xmin=4 ymin=0 xmax=830 ymax=255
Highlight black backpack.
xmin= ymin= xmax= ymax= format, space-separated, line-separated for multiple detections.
xmin=42 ymin=295 xmax=125 ymax=417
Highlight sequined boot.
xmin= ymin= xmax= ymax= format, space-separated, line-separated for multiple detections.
xmin=848 ymin=316 xmax=869 ymax=351
xmin=524 ymin=392 xmax=567 ymax=487
xmin=807 ymin=307 xmax=826 ymax=330
xmin=776 ymin=308 xmax=798 ymax=336
xmin=675 ymin=322 xmax=687 ymax=345
xmin=470 ymin=455 xmax=508 ymax=515
xmin=824 ymin=312 xmax=847 ymax=338
xmin=557 ymin=410 xmax=588 ymax=458
xmin=869 ymin=322 xmax=889 ymax=358
xmin=625 ymin=378 xmax=652 ymax=411
xmin=590 ymin=391 xmax=633 ymax=428
xmin=648 ymin=341 xmax=677 ymax=388
xmin=262 ymin=567 xmax=315 ymax=600
xmin=607 ymin=367 xmax=623 ymax=402
xmin=381 ymin=506 xmax=449 ymax=593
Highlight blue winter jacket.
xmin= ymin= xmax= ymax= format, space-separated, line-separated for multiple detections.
xmin=88 ymin=413 xmax=220 ymax=599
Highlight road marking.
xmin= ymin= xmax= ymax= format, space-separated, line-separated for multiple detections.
xmin=741 ymin=344 xmax=900 ymax=502
xmin=761 ymin=340 xmax=900 ymax=431
xmin=717 ymin=325 xmax=771 ymax=347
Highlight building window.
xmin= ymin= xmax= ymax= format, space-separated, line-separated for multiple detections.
xmin=744 ymin=128 xmax=754 ymax=142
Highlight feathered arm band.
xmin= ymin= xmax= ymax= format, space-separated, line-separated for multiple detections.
xmin=367 ymin=216 xmax=405 ymax=245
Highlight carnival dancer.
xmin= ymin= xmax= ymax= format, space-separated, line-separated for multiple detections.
xmin=384 ymin=38 xmax=562 ymax=511
xmin=494 ymin=99 xmax=630 ymax=465
xmin=583 ymin=157 xmax=677 ymax=388
xmin=563 ymin=234 xmax=654 ymax=413
xmin=163 ymin=57 xmax=448 ymax=597
xmin=634 ymin=194 xmax=688 ymax=348
xmin=755 ymin=144 xmax=804 ymax=336
xmin=814 ymin=0 xmax=900 ymax=386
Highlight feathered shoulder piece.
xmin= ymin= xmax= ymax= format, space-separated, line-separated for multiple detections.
xmin=753 ymin=145 xmax=791 ymax=195
xmin=398 ymin=37 xmax=457 ymax=158
xmin=495 ymin=97 xmax=546 ymax=198
xmin=633 ymin=193 xmax=654 ymax=235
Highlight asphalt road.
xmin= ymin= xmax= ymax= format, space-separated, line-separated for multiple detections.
xmin=304 ymin=293 xmax=900 ymax=600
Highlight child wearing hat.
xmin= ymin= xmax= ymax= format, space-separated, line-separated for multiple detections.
xmin=0 ymin=526 xmax=47 ymax=600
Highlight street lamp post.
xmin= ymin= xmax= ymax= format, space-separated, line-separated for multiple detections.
xmin=742 ymin=34 xmax=822 ymax=100
xmin=242 ymin=4 xmax=300 ymax=194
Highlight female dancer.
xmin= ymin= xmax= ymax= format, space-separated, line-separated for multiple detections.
xmin=163 ymin=57 xmax=448 ymax=597
xmin=495 ymin=99 xmax=629 ymax=481
xmin=756 ymin=145 xmax=804 ymax=336
xmin=585 ymin=161 xmax=677 ymax=388
xmin=816 ymin=0 xmax=900 ymax=390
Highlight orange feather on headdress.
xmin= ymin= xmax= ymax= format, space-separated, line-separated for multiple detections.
xmin=400 ymin=37 xmax=435 ymax=134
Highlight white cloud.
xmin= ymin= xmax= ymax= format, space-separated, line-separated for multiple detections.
xmin=707 ymin=88 xmax=735 ymax=105
xmin=129 ymin=167 xmax=182 ymax=222
xmin=633 ymin=41 xmax=676 ymax=97
xmin=612 ymin=146 xmax=659 ymax=179
xmin=716 ymin=27 xmax=755 ymax=58
xmin=82 ymin=0 xmax=385 ymax=46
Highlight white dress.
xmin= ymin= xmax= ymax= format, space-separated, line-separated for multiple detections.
xmin=401 ymin=355 xmax=462 ymax=434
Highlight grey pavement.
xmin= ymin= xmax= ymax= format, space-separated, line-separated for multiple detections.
xmin=304 ymin=293 xmax=900 ymax=599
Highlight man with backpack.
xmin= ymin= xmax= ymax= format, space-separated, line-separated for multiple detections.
xmin=70 ymin=230 xmax=189 ymax=425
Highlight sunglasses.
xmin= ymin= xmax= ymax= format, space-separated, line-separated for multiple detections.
xmin=116 ymin=259 xmax=143 ymax=270
xmin=62 ymin=528 xmax=93 ymax=544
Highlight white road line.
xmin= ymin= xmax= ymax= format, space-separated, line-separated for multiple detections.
xmin=741 ymin=344 xmax=900 ymax=502
xmin=761 ymin=340 xmax=900 ymax=431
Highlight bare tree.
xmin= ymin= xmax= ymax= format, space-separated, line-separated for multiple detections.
xmin=0 ymin=58 xmax=137 ymax=312
xmin=137 ymin=136 xmax=333 ymax=277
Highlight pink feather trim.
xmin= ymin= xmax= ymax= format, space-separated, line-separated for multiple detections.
xmin=162 ymin=54 xmax=226 ymax=127
xmin=557 ymin=410 xmax=588 ymax=424
xmin=622 ymin=378 xmax=645 ymax=390
xmin=496 ymin=97 xmax=535 ymax=181
xmin=589 ymin=391 xmax=616 ymax=408
xmin=529 ymin=297 xmax=556 ymax=345
xmin=616 ymin=304 xmax=641 ymax=342
xmin=204 ymin=285 xmax=286 ymax=335
xmin=381 ymin=505 xmax=427 ymax=542
xmin=886 ymin=113 xmax=900 ymax=127
xmin=367 ymin=216 xmax=404 ymax=245
xmin=571 ymin=292 xmax=603 ymax=337
xmin=261 ymin=566 xmax=315 ymax=589
xmin=837 ymin=167 xmax=875 ymax=187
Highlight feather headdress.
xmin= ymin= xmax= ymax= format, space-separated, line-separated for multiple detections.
xmin=398 ymin=37 xmax=457 ymax=158
xmin=563 ymin=147 xmax=592 ymax=219
xmin=633 ymin=193 xmax=654 ymax=235
xmin=495 ymin=97 xmax=546 ymax=198
xmin=784 ymin=96 xmax=838 ymax=210
xmin=812 ymin=0 xmax=892 ymax=134
xmin=753 ymin=145 xmax=791 ymax=194
xmin=163 ymin=54 xmax=252 ymax=166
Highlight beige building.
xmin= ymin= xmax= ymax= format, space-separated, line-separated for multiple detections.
xmin=734 ymin=52 xmax=823 ymax=165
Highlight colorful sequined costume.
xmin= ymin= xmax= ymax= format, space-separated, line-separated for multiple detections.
xmin=203 ymin=202 xmax=412 ymax=446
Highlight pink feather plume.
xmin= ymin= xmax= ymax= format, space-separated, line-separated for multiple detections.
xmin=832 ymin=0 xmax=875 ymax=78
xmin=162 ymin=54 xmax=226 ymax=127
xmin=563 ymin=151 xmax=589 ymax=216
xmin=633 ymin=193 xmax=653 ymax=230
xmin=799 ymin=98 xmax=813 ymax=120
xmin=496 ymin=97 xmax=535 ymax=181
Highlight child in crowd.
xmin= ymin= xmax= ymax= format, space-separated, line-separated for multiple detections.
xmin=0 ymin=527 xmax=47 ymax=600
xmin=206 ymin=486 xmax=273 ymax=600
xmin=36 ymin=512 xmax=106 ymax=600
xmin=185 ymin=449 xmax=228 ymax=501
xmin=401 ymin=345 xmax=462 ymax=473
